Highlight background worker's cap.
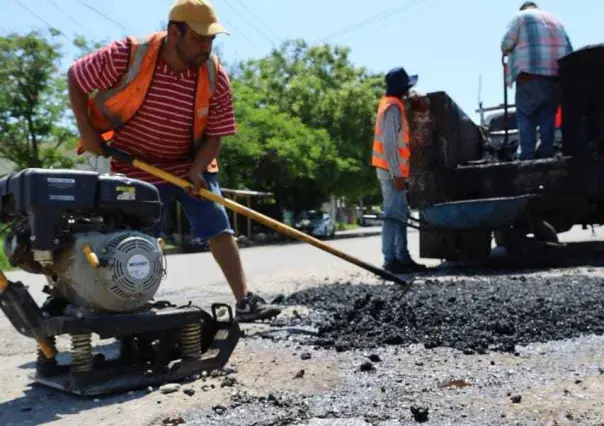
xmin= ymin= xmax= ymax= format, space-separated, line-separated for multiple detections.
xmin=169 ymin=0 xmax=229 ymax=36
xmin=385 ymin=67 xmax=418 ymax=96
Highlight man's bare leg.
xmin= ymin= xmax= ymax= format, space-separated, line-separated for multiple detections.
xmin=208 ymin=231 xmax=281 ymax=322
xmin=208 ymin=232 xmax=247 ymax=303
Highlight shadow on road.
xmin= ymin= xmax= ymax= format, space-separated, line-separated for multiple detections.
xmin=418 ymin=240 xmax=604 ymax=279
xmin=0 ymin=384 xmax=135 ymax=426
xmin=0 ymin=341 xmax=146 ymax=426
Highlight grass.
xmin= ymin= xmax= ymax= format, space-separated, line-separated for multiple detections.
xmin=337 ymin=222 xmax=360 ymax=231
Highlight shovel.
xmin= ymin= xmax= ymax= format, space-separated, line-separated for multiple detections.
xmin=100 ymin=144 xmax=411 ymax=288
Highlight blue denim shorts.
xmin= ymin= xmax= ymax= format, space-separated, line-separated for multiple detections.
xmin=148 ymin=172 xmax=233 ymax=241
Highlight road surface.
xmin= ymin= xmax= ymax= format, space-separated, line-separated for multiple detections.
xmin=0 ymin=226 xmax=603 ymax=426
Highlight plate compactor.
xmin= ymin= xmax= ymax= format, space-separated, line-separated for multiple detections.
xmin=0 ymin=168 xmax=241 ymax=396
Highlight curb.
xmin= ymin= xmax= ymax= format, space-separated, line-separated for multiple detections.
xmin=162 ymin=229 xmax=383 ymax=255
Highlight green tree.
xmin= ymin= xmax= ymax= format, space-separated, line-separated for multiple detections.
xmin=73 ymin=35 xmax=104 ymax=58
xmin=231 ymin=40 xmax=385 ymax=201
xmin=0 ymin=30 xmax=83 ymax=170
xmin=220 ymin=80 xmax=342 ymax=212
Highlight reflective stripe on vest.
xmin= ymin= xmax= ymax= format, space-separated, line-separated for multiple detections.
xmin=371 ymin=96 xmax=410 ymax=177
xmin=77 ymin=31 xmax=220 ymax=173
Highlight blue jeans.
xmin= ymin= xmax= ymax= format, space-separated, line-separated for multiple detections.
xmin=515 ymin=77 xmax=560 ymax=160
xmin=147 ymin=172 xmax=234 ymax=241
xmin=379 ymin=177 xmax=411 ymax=264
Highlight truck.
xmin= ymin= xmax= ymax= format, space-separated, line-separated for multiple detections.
xmin=406 ymin=43 xmax=604 ymax=263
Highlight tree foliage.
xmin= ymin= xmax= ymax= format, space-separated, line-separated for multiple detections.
xmin=230 ymin=40 xmax=385 ymax=201
xmin=0 ymin=29 xmax=385 ymax=213
xmin=0 ymin=31 xmax=82 ymax=170
xmin=220 ymin=81 xmax=342 ymax=211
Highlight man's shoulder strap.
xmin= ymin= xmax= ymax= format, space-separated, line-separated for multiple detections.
xmin=205 ymin=53 xmax=221 ymax=95
xmin=127 ymin=31 xmax=167 ymax=47
xmin=380 ymin=96 xmax=405 ymax=116
xmin=122 ymin=31 xmax=165 ymax=73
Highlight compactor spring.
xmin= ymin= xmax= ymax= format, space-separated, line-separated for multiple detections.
xmin=180 ymin=323 xmax=202 ymax=359
xmin=71 ymin=333 xmax=93 ymax=373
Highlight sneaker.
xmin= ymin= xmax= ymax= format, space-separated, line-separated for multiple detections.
xmin=384 ymin=259 xmax=428 ymax=274
xmin=399 ymin=258 xmax=428 ymax=272
xmin=235 ymin=292 xmax=282 ymax=323
xmin=383 ymin=260 xmax=413 ymax=274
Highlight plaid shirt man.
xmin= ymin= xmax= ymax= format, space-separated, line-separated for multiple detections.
xmin=501 ymin=7 xmax=573 ymax=87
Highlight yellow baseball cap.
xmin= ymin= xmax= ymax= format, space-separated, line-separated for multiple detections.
xmin=169 ymin=0 xmax=229 ymax=36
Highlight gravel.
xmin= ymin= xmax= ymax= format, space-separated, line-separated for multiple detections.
xmin=3 ymin=251 xmax=604 ymax=426
xmin=161 ymin=334 xmax=604 ymax=425
xmin=163 ymin=267 xmax=604 ymax=426
xmin=271 ymin=275 xmax=604 ymax=355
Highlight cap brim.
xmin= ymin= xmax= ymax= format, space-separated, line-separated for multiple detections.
xmin=188 ymin=22 xmax=229 ymax=36
xmin=408 ymin=75 xmax=418 ymax=87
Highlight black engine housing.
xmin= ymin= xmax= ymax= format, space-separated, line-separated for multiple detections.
xmin=0 ymin=169 xmax=161 ymax=251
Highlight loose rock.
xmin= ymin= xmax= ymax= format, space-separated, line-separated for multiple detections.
xmin=368 ymin=354 xmax=381 ymax=362
xmin=359 ymin=361 xmax=375 ymax=372
xmin=212 ymin=405 xmax=227 ymax=415
xmin=162 ymin=416 xmax=185 ymax=425
xmin=221 ymin=377 xmax=236 ymax=388
xmin=510 ymin=395 xmax=522 ymax=404
xmin=160 ymin=384 xmax=181 ymax=394
xmin=410 ymin=406 xmax=429 ymax=423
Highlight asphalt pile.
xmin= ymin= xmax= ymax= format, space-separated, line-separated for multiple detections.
xmin=273 ymin=274 xmax=604 ymax=354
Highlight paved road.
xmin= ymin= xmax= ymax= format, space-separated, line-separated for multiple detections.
xmin=2 ymin=224 xmax=601 ymax=315
xmin=1 ymin=227 xmax=408 ymax=315
xmin=1 ymin=226 xmax=604 ymax=426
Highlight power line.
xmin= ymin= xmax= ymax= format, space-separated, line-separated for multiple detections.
xmin=229 ymin=0 xmax=282 ymax=43
xmin=217 ymin=13 xmax=265 ymax=51
xmin=221 ymin=0 xmax=277 ymax=48
xmin=76 ymin=0 xmax=131 ymax=33
xmin=14 ymin=0 xmax=74 ymax=42
xmin=45 ymin=0 xmax=94 ymax=36
xmin=314 ymin=0 xmax=435 ymax=45
xmin=66 ymin=1 xmax=263 ymax=57
xmin=339 ymin=0 xmax=442 ymax=45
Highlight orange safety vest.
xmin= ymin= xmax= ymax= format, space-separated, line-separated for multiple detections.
xmin=371 ymin=96 xmax=410 ymax=178
xmin=76 ymin=31 xmax=220 ymax=173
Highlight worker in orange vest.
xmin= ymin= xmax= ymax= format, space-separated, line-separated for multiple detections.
xmin=372 ymin=67 xmax=427 ymax=274
xmin=67 ymin=0 xmax=281 ymax=322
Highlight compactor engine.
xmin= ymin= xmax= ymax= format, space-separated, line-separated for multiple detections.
xmin=0 ymin=169 xmax=240 ymax=396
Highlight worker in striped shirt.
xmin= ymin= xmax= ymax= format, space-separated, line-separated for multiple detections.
xmin=67 ymin=0 xmax=281 ymax=322
xmin=501 ymin=1 xmax=573 ymax=160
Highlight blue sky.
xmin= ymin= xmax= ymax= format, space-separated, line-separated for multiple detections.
xmin=1 ymin=0 xmax=599 ymax=122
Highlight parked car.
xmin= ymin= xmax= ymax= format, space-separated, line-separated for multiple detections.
xmin=294 ymin=210 xmax=336 ymax=238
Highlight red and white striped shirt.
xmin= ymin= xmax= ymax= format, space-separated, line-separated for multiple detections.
xmin=71 ymin=36 xmax=236 ymax=184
